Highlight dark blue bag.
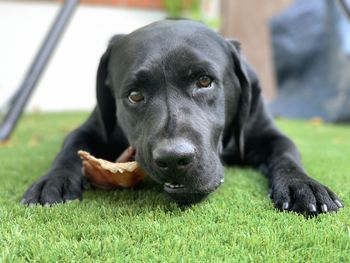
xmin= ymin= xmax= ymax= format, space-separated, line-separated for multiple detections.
xmin=269 ymin=0 xmax=350 ymax=122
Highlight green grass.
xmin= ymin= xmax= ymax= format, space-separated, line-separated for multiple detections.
xmin=0 ymin=112 xmax=349 ymax=262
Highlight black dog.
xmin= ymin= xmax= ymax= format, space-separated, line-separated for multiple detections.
xmin=22 ymin=20 xmax=343 ymax=214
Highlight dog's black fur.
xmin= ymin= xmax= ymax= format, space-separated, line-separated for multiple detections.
xmin=22 ymin=20 xmax=343 ymax=214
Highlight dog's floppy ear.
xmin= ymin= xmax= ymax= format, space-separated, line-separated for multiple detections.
xmin=227 ymin=39 xmax=252 ymax=160
xmin=96 ymin=35 xmax=125 ymax=140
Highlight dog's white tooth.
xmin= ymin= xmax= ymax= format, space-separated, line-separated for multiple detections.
xmin=165 ymin=183 xmax=184 ymax=189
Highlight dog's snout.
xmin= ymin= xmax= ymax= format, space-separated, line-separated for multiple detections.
xmin=152 ymin=140 xmax=195 ymax=173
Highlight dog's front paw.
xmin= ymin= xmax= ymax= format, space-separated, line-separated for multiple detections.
xmin=270 ymin=176 xmax=343 ymax=215
xmin=21 ymin=173 xmax=83 ymax=206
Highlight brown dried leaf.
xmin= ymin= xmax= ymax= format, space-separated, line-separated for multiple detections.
xmin=309 ymin=117 xmax=324 ymax=126
xmin=0 ymin=140 xmax=13 ymax=148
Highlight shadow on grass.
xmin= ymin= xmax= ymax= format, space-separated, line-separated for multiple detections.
xmin=81 ymin=167 xmax=268 ymax=215
xmin=82 ymin=176 xmax=188 ymax=213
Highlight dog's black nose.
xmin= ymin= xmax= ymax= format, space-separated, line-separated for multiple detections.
xmin=153 ymin=140 xmax=195 ymax=172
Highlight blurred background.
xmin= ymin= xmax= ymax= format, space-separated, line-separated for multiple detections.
xmin=0 ymin=0 xmax=349 ymax=124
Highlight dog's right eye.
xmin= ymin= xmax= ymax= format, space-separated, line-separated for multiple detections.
xmin=128 ymin=91 xmax=144 ymax=104
xmin=196 ymin=75 xmax=213 ymax=88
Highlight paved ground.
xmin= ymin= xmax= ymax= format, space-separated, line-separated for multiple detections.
xmin=0 ymin=1 xmax=165 ymax=112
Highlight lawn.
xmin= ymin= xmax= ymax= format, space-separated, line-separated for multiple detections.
xmin=0 ymin=112 xmax=349 ymax=262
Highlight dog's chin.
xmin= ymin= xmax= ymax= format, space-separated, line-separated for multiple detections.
xmin=163 ymin=185 xmax=209 ymax=205
xmin=163 ymin=181 xmax=222 ymax=205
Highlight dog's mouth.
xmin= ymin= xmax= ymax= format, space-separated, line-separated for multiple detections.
xmin=164 ymin=182 xmax=186 ymax=193
xmin=163 ymin=183 xmax=209 ymax=204
xmin=163 ymin=178 xmax=224 ymax=205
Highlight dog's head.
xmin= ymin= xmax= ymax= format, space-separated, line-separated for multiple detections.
xmin=96 ymin=20 xmax=251 ymax=204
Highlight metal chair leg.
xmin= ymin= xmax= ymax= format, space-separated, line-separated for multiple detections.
xmin=0 ymin=0 xmax=79 ymax=141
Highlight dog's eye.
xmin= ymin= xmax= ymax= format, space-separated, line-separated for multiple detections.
xmin=196 ymin=75 xmax=212 ymax=88
xmin=128 ymin=91 xmax=144 ymax=104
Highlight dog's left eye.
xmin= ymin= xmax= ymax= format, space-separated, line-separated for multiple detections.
xmin=128 ymin=91 xmax=144 ymax=104
xmin=196 ymin=75 xmax=212 ymax=88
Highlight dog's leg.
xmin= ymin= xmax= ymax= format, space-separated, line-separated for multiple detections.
xmin=21 ymin=109 xmax=127 ymax=205
xmin=243 ymin=107 xmax=343 ymax=215
xmin=227 ymin=60 xmax=344 ymax=215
